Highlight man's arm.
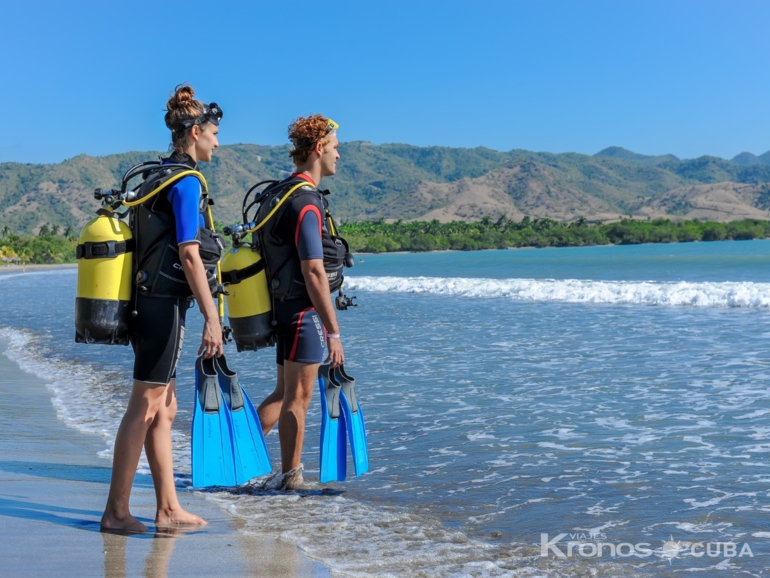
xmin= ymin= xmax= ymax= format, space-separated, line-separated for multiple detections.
xmin=301 ymin=258 xmax=343 ymax=367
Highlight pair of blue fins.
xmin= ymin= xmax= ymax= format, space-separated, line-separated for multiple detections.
xmin=318 ymin=364 xmax=369 ymax=483
xmin=191 ymin=355 xmax=272 ymax=487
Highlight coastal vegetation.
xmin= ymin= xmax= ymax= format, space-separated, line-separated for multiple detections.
xmin=0 ymin=224 xmax=77 ymax=264
xmin=4 ymin=140 xmax=770 ymax=261
xmin=4 ymin=217 xmax=770 ymax=264
xmin=339 ymin=217 xmax=770 ymax=253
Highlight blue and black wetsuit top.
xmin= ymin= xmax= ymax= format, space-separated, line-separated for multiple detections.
xmin=132 ymin=152 xmax=223 ymax=299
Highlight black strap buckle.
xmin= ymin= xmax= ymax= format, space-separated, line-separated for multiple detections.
xmin=221 ymin=259 xmax=266 ymax=286
xmin=76 ymin=239 xmax=134 ymax=260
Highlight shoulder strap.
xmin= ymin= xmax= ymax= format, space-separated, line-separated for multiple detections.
xmin=246 ymin=180 xmax=315 ymax=235
xmin=122 ymin=167 xmax=208 ymax=207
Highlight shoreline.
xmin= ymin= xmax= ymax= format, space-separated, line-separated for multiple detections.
xmin=0 ymin=339 xmax=326 ymax=577
xmin=0 ymin=236 xmax=765 ymax=269
xmin=0 ymin=263 xmax=76 ymax=274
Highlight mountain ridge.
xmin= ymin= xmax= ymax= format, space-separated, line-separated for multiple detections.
xmin=2 ymin=143 xmax=770 ymax=234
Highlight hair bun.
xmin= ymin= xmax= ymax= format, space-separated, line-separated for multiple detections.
xmin=167 ymin=84 xmax=195 ymax=112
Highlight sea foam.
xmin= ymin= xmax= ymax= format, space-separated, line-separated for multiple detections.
xmin=345 ymin=276 xmax=770 ymax=308
xmin=0 ymin=326 xmax=184 ymax=472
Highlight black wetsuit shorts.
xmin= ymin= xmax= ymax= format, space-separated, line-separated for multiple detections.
xmin=274 ymin=298 xmax=326 ymax=366
xmin=129 ymin=295 xmax=188 ymax=384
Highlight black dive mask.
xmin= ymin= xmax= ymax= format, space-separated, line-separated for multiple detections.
xmin=178 ymin=102 xmax=223 ymax=130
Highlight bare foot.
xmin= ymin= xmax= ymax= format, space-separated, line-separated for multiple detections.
xmin=155 ymin=507 xmax=207 ymax=528
xmin=101 ymin=509 xmax=148 ymax=533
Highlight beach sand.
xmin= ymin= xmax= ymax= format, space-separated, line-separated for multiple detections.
xmin=0 ymin=343 xmax=328 ymax=577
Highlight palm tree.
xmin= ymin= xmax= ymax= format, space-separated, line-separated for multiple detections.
xmin=63 ymin=225 xmax=73 ymax=239
xmin=38 ymin=224 xmax=50 ymax=237
xmin=51 ymin=224 xmax=61 ymax=236
xmin=1 ymin=225 xmax=9 ymax=238
xmin=19 ymin=248 xmax=33 ymax=265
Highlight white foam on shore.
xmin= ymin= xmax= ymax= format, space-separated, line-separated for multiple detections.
xmin=0 ymin=326 xmax=187 ymax=472
xmin=208 ymin=488 xmax=582 ymax=578
xmin=345 ymin=276 xmax=770 ymax=308
xmin=0 ymin=325 xmax=584 ymax=577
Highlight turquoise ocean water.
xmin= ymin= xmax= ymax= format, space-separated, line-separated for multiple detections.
xmin=3 ymin=240 xmax=770 ymax=576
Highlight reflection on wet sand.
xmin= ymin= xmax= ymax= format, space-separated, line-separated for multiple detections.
xmin=101 ymin=531 xmax=127 ymax=578
xmin=230 ymin=516 xmax=311 ymax=577
xmin=143 ymin=530 xmax=182 ymax=578
xmin=102 ymin=529 xmax=182 ymax=578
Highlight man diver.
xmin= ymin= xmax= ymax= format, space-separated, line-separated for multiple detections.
xmin=256 ymin=114 xmax=347 ymax=488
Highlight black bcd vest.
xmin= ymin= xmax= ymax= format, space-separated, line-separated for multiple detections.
xmin=131 ymin=155 xmax=223 ymax=299
xmin=256 ymin=178 xmax=349 ymax=302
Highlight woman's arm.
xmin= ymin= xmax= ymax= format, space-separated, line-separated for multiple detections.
xmin=179 ymin=242 xmax=223 ymax=358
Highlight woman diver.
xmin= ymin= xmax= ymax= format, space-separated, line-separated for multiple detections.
xmin=100 ymin=85 xmax=224 ymax=532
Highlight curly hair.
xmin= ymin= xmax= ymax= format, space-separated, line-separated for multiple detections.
xmin=164 ymin=84 xmax=207 ymax=153
xmin=288 ymin=114 xmax=334 ymax=164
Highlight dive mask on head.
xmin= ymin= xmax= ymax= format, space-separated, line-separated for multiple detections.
xmin=289 ymin=118 xmax=340 ymax=149
xmin=178 ymin=102 xmax=224 ymax=130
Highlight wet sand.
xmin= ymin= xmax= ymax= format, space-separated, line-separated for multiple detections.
xmin=0 ymin=344 xmax=328 ymax=577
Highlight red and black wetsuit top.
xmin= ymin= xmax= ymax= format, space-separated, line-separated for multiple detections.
xmin=256 ymin=174 xmax=347 ymax=303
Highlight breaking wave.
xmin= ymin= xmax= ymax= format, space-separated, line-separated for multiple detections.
xmin=345 ymin=276 xmax=770 ymax=308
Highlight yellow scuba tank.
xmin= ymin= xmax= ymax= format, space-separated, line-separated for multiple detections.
xmin=220 ymin=245 xmax=273 ymax=351
xmin=220 ymin=177 xmax=356 ymax=351
xmin=219 ymin=179 xmax=314 ymax=352
xmin=75 ymin=162 xmax=208 ymax=346
xmin=74 ymin=211 xmax=133 ymax=345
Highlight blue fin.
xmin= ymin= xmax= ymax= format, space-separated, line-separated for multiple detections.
xmin=191 ymin=356 xmax=236 ymax=487
xmin=336 ymin=364 xmax=369 ymax=477
xmin=214 ymin=355 xmax=272 ymax=485
xmin=318 ymin=364 xmax=347 ymax=483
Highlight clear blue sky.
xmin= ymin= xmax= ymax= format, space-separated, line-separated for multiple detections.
xmin=2 ymin=0 xmax=768 ymax=163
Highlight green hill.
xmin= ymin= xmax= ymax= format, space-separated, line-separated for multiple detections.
xmin=3 ymin=143 xmax=770 ymax=235
xmin=594 ymin=146 xmax=679 ymax=166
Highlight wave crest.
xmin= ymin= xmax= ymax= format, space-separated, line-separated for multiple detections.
xmin=344 ymin=276 xmax=770 ymax=308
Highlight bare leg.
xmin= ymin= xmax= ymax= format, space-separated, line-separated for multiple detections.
xmin=278 ymin=361 xmax=318 ymax=473
xmin=257 ymin=364 xmax=285 ymax=436
xmin=144 ymin=379 xmax=206 ymax=527
xmin=101 ymin=380 xmax=168 ymax=532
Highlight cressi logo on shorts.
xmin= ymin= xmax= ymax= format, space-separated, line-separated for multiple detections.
xmin=311 ymin=313 xmax=325 ymax=346
xmin=327 ymin=271 xmax=338 ymax=280
xmin=173 ymin=325 xmax=186 ymax=375
xmin=173 ymin=262 xmax=184 ymax=271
